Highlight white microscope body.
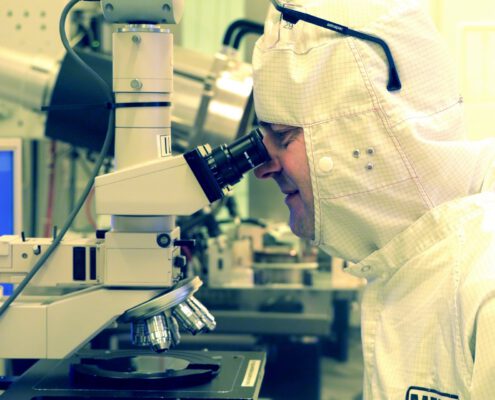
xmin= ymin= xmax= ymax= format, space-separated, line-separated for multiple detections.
xmin=0 ymin=0 xmax=268 ymax=359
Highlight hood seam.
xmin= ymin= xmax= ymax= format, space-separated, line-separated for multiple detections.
xmin=318 ymin=177 xmax=418 ymax=201
xmin=389 ymin=98 xmax=463 ymax=129
xmin=260 ymin=106 xmax=381 ymax=128
xmin=349 ymin=38 xmax=435 ymax=210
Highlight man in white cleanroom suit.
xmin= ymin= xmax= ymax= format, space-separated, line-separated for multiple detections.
xmin=253 ymin=0 xmax=495 ymax=399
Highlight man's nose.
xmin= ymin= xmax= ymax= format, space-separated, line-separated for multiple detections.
xmin=254 ymin=156 xmax=280 ymax=179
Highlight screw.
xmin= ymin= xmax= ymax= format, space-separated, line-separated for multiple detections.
xmin=366 ymin=163 xmax=374 ymax=170
xmin=105 ymin=3 xmax=114 ymax=12
xmin=367 ymin=147 xmax=375 ymax=156
xmin=163 ymin=4 xmax=171 ymax=12
xmin=130 ymin=79 xmax=143 ymax=90
xmin=352 ymin=149 xmax=360 ymax=158
xmin=22 ymin=253 xmax=28 ymax=259
xmin=132 ymin=34 xmax=141 ymax=44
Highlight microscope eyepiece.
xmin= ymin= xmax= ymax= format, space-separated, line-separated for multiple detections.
xmin=206 ymin=128 xmax=269 ymax=189
xmin=184 ymin=128 xmax=269 ymax=203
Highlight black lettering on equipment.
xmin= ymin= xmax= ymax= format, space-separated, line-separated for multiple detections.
xmin=406 ymin=387 xmax=459 ymax=400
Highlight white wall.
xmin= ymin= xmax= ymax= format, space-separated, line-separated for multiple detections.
xmin=181 ymin=0 xmax=246 ymax=54
xmin=425 ymin=0 xmax=495 ymax=140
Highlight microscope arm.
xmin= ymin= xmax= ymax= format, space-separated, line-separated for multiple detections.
xmin=0 ymin=286 xmax=162 ymax=359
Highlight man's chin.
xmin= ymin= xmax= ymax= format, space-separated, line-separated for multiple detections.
xmin=289 ymin=217 xmax=314 ymax=240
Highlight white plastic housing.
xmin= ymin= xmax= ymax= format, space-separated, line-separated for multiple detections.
xmin=0 ymin=287 xmax=163 ymax=359
xmin=104 ymin=229 xmax=180 ymax=287
xmin=95 ymin=155 xmax=210 ymax=216
xmin=113 ymin=29 xmax=173 ymax=169
xmin=101 ymin=0 xmax=185 ymax=24
xmin=0 ymin=236 xmax=101 ymax=287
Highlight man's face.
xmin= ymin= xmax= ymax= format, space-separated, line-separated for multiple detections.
xmin=254 ymin=123 xmax=315 ymax=239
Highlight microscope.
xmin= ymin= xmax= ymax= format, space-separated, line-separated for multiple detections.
xmin=0 ymin=0 xmax=268 ymax=397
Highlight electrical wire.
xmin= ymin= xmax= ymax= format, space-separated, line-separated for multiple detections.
xmin=84 ymin=186 xmax=97 ymax=230
xmin=0 ymin=0 xmax=114 ymax=318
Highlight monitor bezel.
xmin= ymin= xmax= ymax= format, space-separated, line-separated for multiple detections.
xmin=0 ymin=138 xmax=23 ymax=235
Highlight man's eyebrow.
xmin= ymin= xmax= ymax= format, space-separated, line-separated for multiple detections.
xmin=259 ymin=121 xmax=300 ymax=134
xmin=258 ymin=121 xmax=281 ymax=135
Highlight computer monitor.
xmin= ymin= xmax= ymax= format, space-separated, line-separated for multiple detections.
xmin=0 ymin=138 xmax=22 ymax=235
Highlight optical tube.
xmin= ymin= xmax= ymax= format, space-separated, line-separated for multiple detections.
xmin=207 ymin=128 xmax=268 ymax=188
xmin=184 ymin=128 xmax=269 ymax=203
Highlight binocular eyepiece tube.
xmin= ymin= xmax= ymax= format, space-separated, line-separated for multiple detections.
xmin=184 ymin=128 xmax=270 ymax=203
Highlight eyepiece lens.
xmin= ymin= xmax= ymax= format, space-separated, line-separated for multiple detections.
xmin=184 ymin=128 xmax=270 ymax=203
xmin=207 ymin=128 xmax=269 ymax=188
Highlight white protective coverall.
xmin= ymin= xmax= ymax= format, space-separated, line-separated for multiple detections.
xmin=252 ymin=0 xmax=495 ymax=399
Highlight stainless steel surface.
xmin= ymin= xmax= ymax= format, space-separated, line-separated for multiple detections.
xmin=164 ymin=311 xmax=181 ymax=346
xmin=131 ymin=320 xmax=150 ymax=346
xmin=186 ymin=296 xmax=216 ymax=331
xmin=121 ymin=276 xmax=202 ymax=322
xmin=172 ymin=47 xmax=254 ymax=152
xmin=145 ymin=313 xmax=172 ymax=352
xmin=173 ymin=301 xmax=206 ymax=335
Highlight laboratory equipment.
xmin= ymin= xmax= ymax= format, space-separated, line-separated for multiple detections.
xmin=0 ymin=350 xmax=265 ymax=400
xmin=0 ymin=0 xmax=268 ymax=367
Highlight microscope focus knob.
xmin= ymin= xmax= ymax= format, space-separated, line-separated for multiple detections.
xmin=173 ymin=239 xmax=195 ymax=248
xmin=174 ymin=255 xmax=187 ymax=269
xmin=156 ymin=233 xmax=172 ymax=248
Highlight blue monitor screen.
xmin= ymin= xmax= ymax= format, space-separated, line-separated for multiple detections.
xmin=0 ymin=151 xmax=14 ymax=235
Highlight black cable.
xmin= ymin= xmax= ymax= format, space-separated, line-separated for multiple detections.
xmin=0 ymin=0 xmax=114 ymax=318
xmin=222 ymin=19 xmax=264 ymax=47
xmin=30 ymin=141 xmax=39 ymax=236
xmin=232 ymin=26 xmax=263 ymax=49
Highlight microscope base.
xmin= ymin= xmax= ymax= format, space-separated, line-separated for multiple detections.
xmin=1 ymin=350 xmax=265 ymax=399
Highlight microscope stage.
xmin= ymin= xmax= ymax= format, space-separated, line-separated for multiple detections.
xmin=1 ymin=350 xmax=265 ymax=399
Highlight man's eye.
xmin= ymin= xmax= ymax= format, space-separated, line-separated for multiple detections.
xmin=279 ymin=130 xmax=299 ymax=148
xmin=281 ymin=138 xmax=294 ymax=148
